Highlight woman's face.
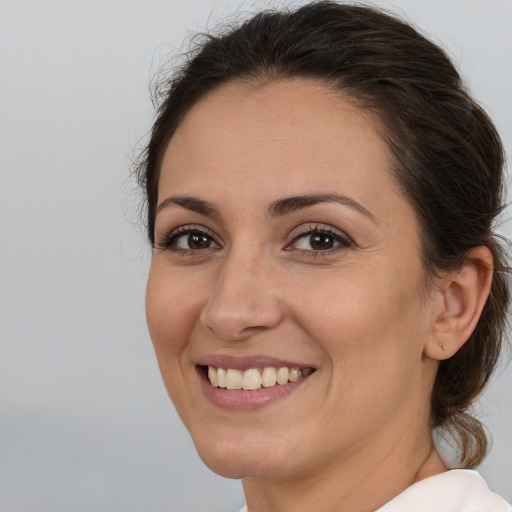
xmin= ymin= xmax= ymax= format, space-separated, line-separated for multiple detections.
xmin=146 ymin=80 xmax=439 ymax=479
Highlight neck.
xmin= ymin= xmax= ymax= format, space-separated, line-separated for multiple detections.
xmin=242 ymin=423 xmax=447 ymax=512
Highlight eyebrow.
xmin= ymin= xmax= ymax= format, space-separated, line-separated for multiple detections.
xmin=155 ymin=193 xmax=376 ymax=223
xmin=268 ymin=193 xmax=376 ymax=222
xmin=156 ymin=196 xmax=222 ymax=219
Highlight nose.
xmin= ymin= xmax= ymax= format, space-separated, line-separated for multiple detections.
xmin=199 ymin=251 xmax=284 ymax=341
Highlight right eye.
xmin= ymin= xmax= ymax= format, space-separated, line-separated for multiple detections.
xmin=157 ymin=225 xmax=220 ymax=253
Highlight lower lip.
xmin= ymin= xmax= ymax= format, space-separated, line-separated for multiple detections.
xmin=197 ymin=367 xmax=310 ymax=410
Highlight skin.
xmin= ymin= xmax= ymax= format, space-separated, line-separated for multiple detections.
xmin=146 ymin=80 xmax=492 ymax=512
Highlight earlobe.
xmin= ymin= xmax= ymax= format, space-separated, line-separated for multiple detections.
xmin=424 ymin=246 xmax=494 ymax=361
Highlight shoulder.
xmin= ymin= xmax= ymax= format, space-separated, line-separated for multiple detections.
xmin=377 ymin=470 xmax=511 ymax=512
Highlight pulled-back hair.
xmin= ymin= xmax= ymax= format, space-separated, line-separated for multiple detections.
xmin=136 ymin=1 xmax=510 ymax=467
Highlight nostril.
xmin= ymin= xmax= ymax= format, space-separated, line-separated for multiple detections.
xmin=198 ymin=273 xmax=284 ymax=341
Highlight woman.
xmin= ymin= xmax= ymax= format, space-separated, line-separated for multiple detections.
xmin=137 ymin=2 xmax=511 ymax=510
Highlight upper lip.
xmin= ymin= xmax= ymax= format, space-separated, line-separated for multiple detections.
xmin=195 ymin=355 xmax=316 ymax=371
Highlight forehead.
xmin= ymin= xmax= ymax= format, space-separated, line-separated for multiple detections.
xmin=159 ymin=79 xmax=397 ymax=209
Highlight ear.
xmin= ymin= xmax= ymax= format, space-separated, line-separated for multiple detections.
xmin=424 ymin=246 xmax=494 ymax=361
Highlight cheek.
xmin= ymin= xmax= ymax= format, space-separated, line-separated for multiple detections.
xmin=145 ymin=269 xmax=197 ymax=368
xmin=292 ymin=261 xmax=428 ymax=376
xmin=294 ymin=269 xmax=429 ymax=431
xmin=145 ymin=268 xmax=207 ymax=422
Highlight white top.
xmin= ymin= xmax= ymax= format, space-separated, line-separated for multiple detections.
xmin=238 ymin=470 xmax=511 ymax=511
xmin=376 ymin=470 xmax=511 ymax=511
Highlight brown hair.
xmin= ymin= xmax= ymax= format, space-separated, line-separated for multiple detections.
xmin=136 ymin=1 xmax=510 ymax=467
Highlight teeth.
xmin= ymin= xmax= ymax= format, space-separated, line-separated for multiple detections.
xmin=242 ymin=369 xmax=261 ymax=390
xmin=226 ymin=369 xmax=243 ymax=390
xmin=217 ymin=368 xmax=227 ymax=388
xmin=207 ymin=365 xmax=312 ymax=390
xmin=208 ymin=366 xmax=218 ymax=387
xmin=261 ymin=367 xmax=277 ymax=387
xmin=276 ymin=366 xmax=289 ymax=385
xmin=289 ymin=367 xmax=302 ymax=382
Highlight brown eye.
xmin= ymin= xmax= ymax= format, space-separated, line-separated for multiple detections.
xmin=187 ymin=233 xmax=211 ymax=249
xmin=159 ymin=225 xmax=220 ymax=252
xmin=309 ymin=233 xmax=335 ymax=250
xmin=288 ymin=225 xmax=352 ymax=255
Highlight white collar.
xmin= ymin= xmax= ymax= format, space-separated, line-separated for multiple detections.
xmin=376 ymin=470 xmax=511 ymax=511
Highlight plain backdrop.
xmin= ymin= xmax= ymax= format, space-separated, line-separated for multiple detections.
xmin=1 ymin=1 xmax=511 ymax=511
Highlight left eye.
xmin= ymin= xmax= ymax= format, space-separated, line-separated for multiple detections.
xmin=295 ymin=232 xmax=337 ymax=250
xmin=290 ymin=228 xmax=351 ymax=252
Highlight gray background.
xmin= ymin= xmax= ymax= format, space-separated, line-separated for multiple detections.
xmin=1 ymin=1 xmax=510 ymax=510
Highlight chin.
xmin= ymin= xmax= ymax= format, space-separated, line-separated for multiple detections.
xmin=191 ymin=426 xmax=302 ymax=479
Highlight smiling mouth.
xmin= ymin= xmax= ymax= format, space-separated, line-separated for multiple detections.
xmin=202 ymin=365 xmax=315 ymax=391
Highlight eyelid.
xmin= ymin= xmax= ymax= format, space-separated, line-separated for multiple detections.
xmin=155 ymin=223 xmax=221 ymax=250
xmin=284 ymin=223 xmax=355 ymax=257
xmin=287 ymin=223 xmax=353 ymax=245
xmin=154 ymin=222 xmax=354 ymax=255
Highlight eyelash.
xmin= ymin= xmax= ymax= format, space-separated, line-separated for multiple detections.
xmin=155 ymin=223 xmax=353 ymax=257
xmin=286 ymin=224 xmax=353 ymax=258
xmin=156 ymin=224 xmax=220 ymax=255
